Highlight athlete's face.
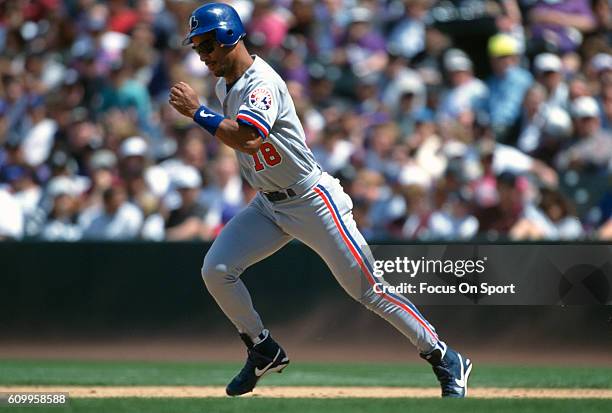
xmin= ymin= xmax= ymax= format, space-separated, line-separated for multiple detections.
xmin=192 ymin=32 xmax=232 ymax=78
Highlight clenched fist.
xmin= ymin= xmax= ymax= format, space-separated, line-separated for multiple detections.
xmin=169 ymin=82 xmax=201 ymax=118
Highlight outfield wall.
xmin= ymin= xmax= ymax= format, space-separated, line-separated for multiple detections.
xmin=1 ymin=242 xmax=611 ymax=346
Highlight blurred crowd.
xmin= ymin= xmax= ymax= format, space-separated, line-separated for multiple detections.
xmin=0 ymin=0 xmax=611 ymax=242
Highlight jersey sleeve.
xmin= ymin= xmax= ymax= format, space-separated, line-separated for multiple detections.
xmin=236 ymin=81 xmax=279 ymax=139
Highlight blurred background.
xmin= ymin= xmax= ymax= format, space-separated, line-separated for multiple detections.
xmin=0 ymin=0 xmax=611 ymax=362
xmin=0 ymin=0 xmax=610 ymax=242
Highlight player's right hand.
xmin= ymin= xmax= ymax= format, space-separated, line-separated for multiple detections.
xmin=169 ymin=82 xmax=201 ymax=118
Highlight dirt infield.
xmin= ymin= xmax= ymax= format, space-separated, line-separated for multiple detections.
xmin=2 ymin=386 xmax=612 ymax=399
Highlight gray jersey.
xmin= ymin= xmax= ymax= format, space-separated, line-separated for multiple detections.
xmin=215 ymin=56 xmax=320 ymax=192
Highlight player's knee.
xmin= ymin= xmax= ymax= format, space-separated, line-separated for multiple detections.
xmin=341 ymin=283 xmax=380 ymax=310
xmin=201 ymin=258 xmax=239 ymax=289
xmin=357 ymin=288 xmax=386 ymax=312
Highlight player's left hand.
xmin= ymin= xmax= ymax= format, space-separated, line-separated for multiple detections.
xmin=169 ymin=82 xmax=200 ymax=118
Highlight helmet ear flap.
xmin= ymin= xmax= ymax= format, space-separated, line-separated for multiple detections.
xmin=215 ymin=28 xmax=243 ymax=48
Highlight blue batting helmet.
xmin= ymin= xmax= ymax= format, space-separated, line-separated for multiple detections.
xmin=182 ymin=3 xmax=246 ymax=47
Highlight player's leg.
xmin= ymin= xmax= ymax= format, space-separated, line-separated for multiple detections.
xmin=276 ymin=175 xmax=438 ymax=352
xmin=275 ymin=174 xmax=472 ymax=397
xmin=201 ymin=195 xmax=292 ymax=396
xmin=201 ymin=195 xmax=291 ymax=338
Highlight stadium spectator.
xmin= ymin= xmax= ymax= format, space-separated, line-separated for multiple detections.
xmin=20 ymin=95 xmax=57 ymax=168
xmin=387 ymin=0 xmax=430 ymax=60
xmin=568 ymin=75 xmax=592 ymax=101
xmin=0 ymin=188 xmax=24 ymax=240
xmin=335 ymin=7 xmax=387 ymax=81
xmin=199 ymin=148 xmax=245 ymax=234
xmin=475 ymin=172 xmax=525 ymax=237
xmin=286 ymin=80 xmax=325 ymax=144
xmin=485 ymin=33 xmax=533 ymax=141
xmin=555 ymin=96 xmax=612 ymax=173
xmin=5 ymin=165 xmax=42 ymax=236
xmin=404 ymin=108 xmax=446 ymax=185
xmin=427 ymin=191 xmax=479 ymax=240
xmin=84 ymin=150 xmax=118 ymax=209
xmin=517 ymin=85 xmax=573 ymax=161
xmin=80 ymin=183 xmax=143 ymax=240
xmin=397 ymin=185 xmax=432 ymax=240
xmin=39 ymin=176 xmax=83 ymax=241
xmin=248 ymin=0 xmax=291 ymax=50
xmin=438 ymin=49 xmax=488 ymax=123
xmin=470 ymin=140 xmax=499 ymax=209
xmin=533 ymin=53 xmax=569 ymax=109
xmin=529 ymin=0 xmax=596 ymax=54
xmin=138 ymin=191 xmax=165 ymax=242
xmin=108 ymin=0 xmax=140 ymax=34
xmin=98 ymin=60 xmax=154 ymax=135
xmin=165 ymin=165 xmax=211 ymax=241
xmin=311 ymin=122 xmax=355 ymax=176
xmin=510 ymin=188 xmax=584 ymax=240
xmin=348 ymin=168 xmax=397 ymax=238
xmin=364 ymin=122 xmax=402 ymax=179
xmin=516 ymin=84 xmax=547 ymax=152
xmin=381 ymin=53 xmax=427 ymax=124
xmin=118 ymin=136 xmax=169 ymax=200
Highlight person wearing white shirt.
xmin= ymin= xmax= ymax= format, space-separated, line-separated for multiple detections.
xmin=80 ymin=185 xmax=143 ymax=240
xmin=199 ymin=150 xmax=245 ymax=232
xmin=438 ymin=49 xmax=488 ymax=122
xmin=311 ymin=123 xmax=355 ymax=176
xmin=426 ymin=192 xmax=479 ymax=240
xmin=0 ymin=188 xmax=24 ymax=240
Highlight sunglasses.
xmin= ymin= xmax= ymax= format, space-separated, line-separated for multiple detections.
xmin=192 ymin=39 xmax=218 ymax=55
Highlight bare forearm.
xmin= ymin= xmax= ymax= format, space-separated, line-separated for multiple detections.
xmin=215 ymin=119 xmax=262 ymax=155
xmin=168 ymin=82 xmax=262 ymax=154
xmin=166 ymin=218 xmax=204 ymax=240
xmin=531 ymin=160 xmax=559 ymax=188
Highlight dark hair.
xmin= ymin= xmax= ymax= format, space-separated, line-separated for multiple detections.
xmin=102 ymin=185 xmax=125 ymax=203
xmin=497 ymin=171 xmax=517 ymax=187
xmin=539 ymin=188 xmax=575 ymax=219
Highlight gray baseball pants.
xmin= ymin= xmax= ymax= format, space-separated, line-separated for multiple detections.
xmin=201 ymin=172 xmax=438 ymax=353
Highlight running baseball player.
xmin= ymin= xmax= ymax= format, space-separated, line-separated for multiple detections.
xmin=169 ymin=2 xmax=472 ymax=398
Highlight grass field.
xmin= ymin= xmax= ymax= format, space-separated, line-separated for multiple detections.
xmin=1 ymin=359 xmax=611 ymax=412
xmin=3 ymin=398 xmax=612 ymax=413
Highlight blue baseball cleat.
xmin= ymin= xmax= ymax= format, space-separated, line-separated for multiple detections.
xmin=226 ymin=330 xmax=290 ymax=396
xmin=420 ymin=341 xmax=473 ymax=398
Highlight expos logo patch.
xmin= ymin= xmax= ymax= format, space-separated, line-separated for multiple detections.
xmin=249 ymin=88 xmax=273 ymax=111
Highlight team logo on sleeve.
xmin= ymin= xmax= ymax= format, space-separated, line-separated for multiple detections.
xmin=249 ymin=88 xmax=273 ymax=111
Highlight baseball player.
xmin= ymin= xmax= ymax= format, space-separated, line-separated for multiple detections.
xmin=169 ymin=3 xmax=472 ymax=398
